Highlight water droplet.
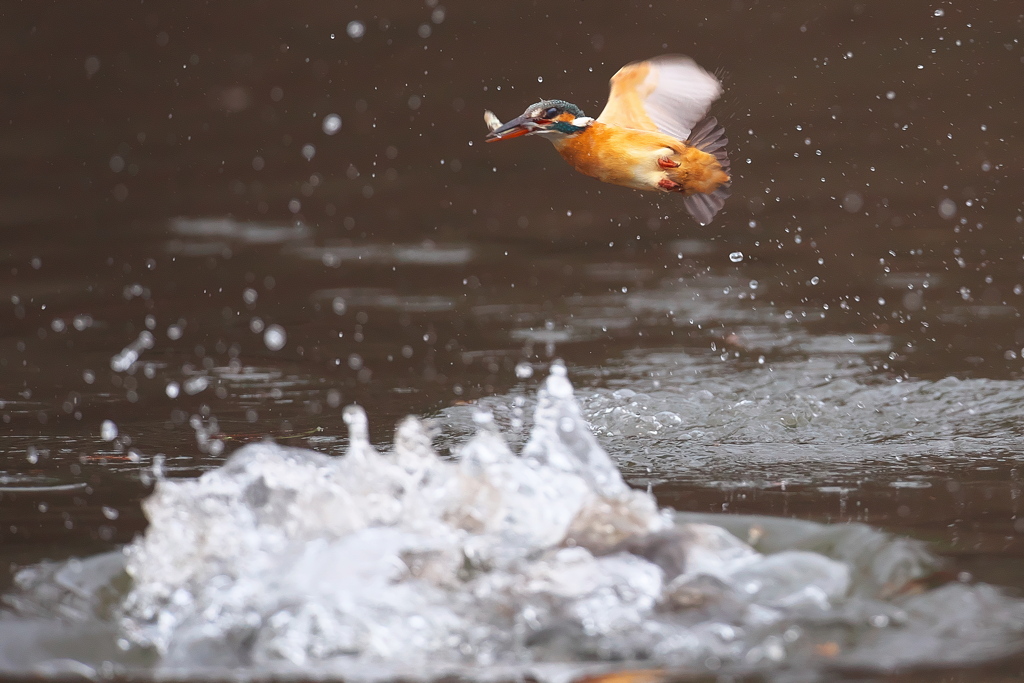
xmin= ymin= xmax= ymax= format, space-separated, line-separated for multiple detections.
xmin=322 ymin=114 xmax=342 ymax=135
xmin=729 ymin=251 xmax=744 ymax=263
xmin=183 ymin=376 xmax=209 ymax=395
xmin=301 ymin=144 xmax=315 ymax=160
xmin=346 ymin=20 xmax=365 ymax=39
xmin=938 ymin=198 xmax=957 ymax=219
xmin=264 ymin=324 xmax=287 ymax=351
xmin=165 ymin=382 xmax=180 ymax=399
xmin=933 ymin=8 xmax=944 ymax=17
xmin=472 ymin=409 xmax=495 ymax=427
xmin=537 ymin=76 xmax=544 ymax=83
xmin=110 ymin=331 xmax=155 ymax=372
xmin=342 ymin=405 xmax=370 ymax=446
xmin=515 ymin=362 xmax=534 ymax=379
xmin=102 ymin=506 xmax=120 ymax=520
xmin=101 ymin=420 xmax=118 ymax=441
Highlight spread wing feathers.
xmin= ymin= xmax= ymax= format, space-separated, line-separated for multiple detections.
xmin=597 ymin=55 xmax=722 ymax=141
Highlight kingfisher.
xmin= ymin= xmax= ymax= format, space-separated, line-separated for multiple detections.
xmin=484 ymin=55 xmax=731 ymax=224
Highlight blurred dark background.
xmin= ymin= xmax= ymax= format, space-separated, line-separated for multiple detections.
xmin=3 ymin=1 xmax=1020 ymax=240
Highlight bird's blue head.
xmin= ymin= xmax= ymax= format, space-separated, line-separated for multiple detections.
xmin=486 ymin=99 xmax=592 ymax=142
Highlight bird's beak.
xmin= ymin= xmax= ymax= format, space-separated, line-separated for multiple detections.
xmin=485 ymin=115 xmax=533 ymax=143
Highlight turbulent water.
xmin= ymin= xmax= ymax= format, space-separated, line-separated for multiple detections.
xmin=440 ymin=338 xmax=1024 ymax=489
xmin=2 ymin=365 xmax=1023 ymax=680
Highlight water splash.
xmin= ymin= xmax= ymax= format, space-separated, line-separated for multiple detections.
xmin=3 ymin=366 xmax=1024 ymax=679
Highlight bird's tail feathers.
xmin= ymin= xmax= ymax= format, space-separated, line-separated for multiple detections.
xmin=688 ymin=116 xmax=730 ymax=174
xmin=684 ymin=117 xmax=731 ymax=224
xmin=684 ymin=186 xmax=731 ymax=225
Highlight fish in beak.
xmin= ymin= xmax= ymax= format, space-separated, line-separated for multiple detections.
xmin=483 ymin=110 xmax=503 ymax=132
xmin=484 ymin=111 xmax=536 ymax=143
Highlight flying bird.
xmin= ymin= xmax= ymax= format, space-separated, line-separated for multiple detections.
xmin=485 ymin=55 xmax=731 ymax=224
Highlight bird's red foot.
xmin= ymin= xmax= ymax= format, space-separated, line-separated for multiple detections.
xmin=657 ymin=178 xmax=682 ymax=191
xmin=658 ymin=157 xmax=680 ymax=169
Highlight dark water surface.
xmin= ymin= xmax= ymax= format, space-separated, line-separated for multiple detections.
xmin=2 ymin=0 xmax=1024 ymax=680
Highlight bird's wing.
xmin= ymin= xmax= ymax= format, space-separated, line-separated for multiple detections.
xmin=597 ymin=55 xmax=722 ymax=140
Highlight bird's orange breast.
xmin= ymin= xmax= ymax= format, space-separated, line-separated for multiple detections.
xmin=551 ymin=122 xmax=729 ymax=195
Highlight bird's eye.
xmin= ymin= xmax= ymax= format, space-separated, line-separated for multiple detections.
xmin=544 ymin=107 xmax=559 ymax=118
